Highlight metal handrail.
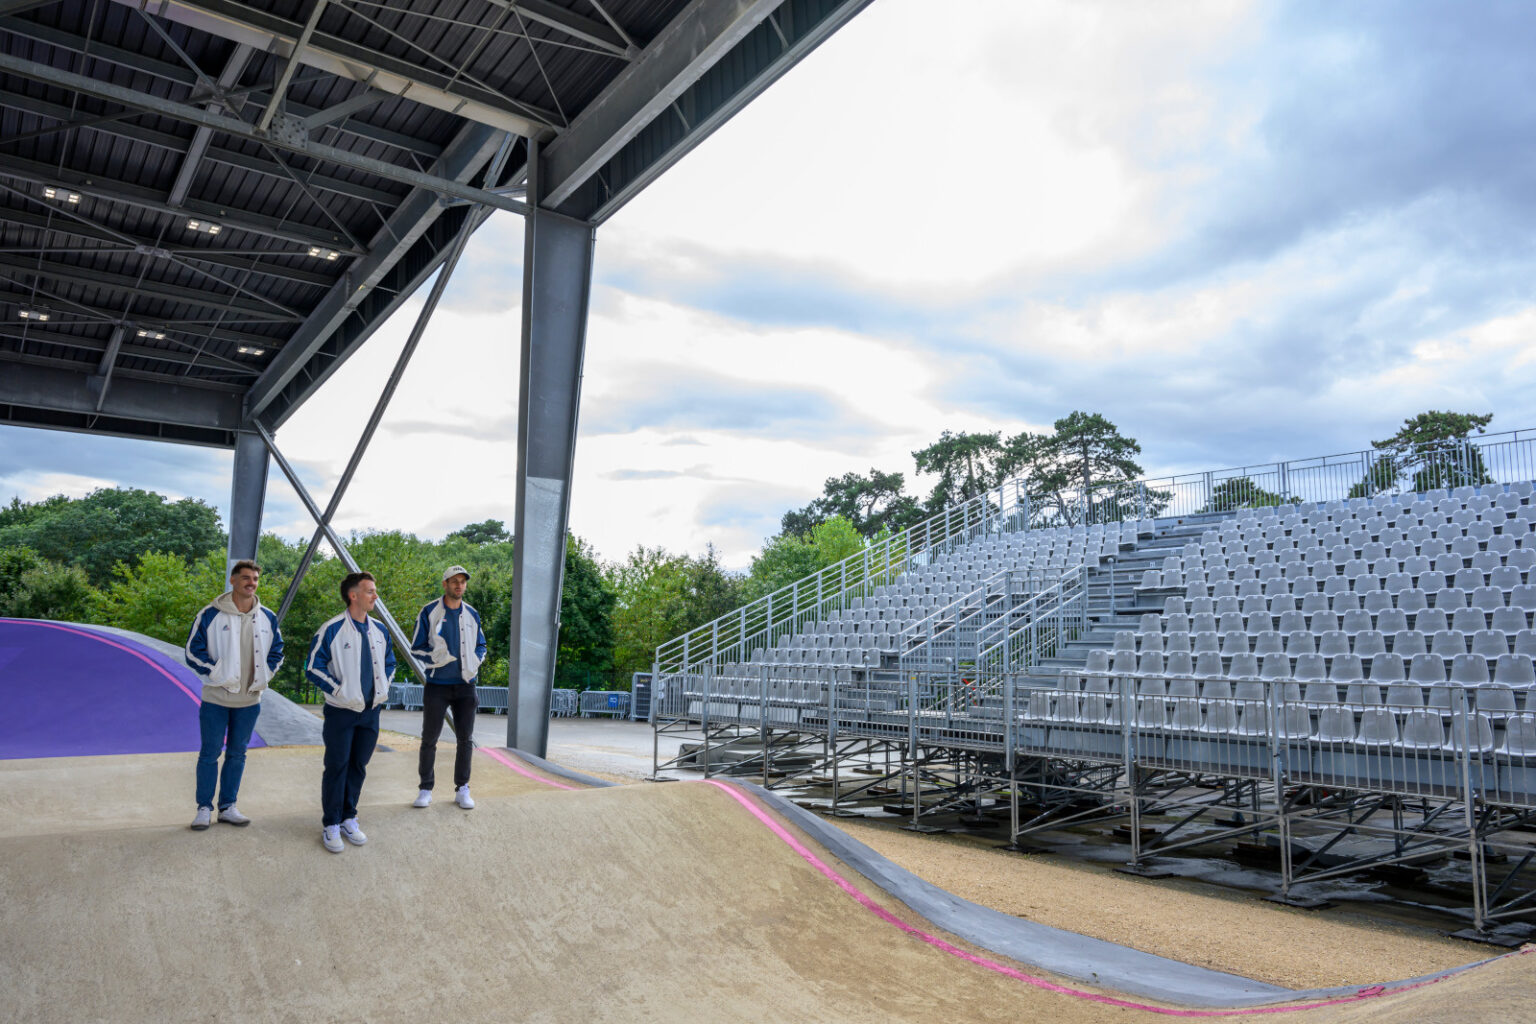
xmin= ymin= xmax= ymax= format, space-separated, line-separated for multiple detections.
xmin=655 ymin=476 xmax=1038 ymax=676
xmin=974 ymin=566 xmax=1089 ymax=686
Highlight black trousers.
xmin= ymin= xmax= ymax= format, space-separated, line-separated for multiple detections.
xmin=419 ymin=681 xmax=478 ymax=791
xmin=321 ymin=704 xmax=380 ymax=827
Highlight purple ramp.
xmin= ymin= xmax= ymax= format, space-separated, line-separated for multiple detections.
xmin=0 ymin=619 xmax=266 ymax=759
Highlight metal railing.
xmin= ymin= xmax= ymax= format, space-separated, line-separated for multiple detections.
xmin=1067 ymin=427 xmax=1536 ymax=526
xmin=654 ymin=476 xmax=1037 ymax=682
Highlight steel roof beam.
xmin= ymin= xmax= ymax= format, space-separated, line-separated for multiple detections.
xmin=91 ymin=325 xmax=125 ymax=410
xmin=166 ymin=248 xmax=337 ymax=289
xmin=0 ymin=326 xmax=260 ymax=376
xmin=0 ymin=253 xmax=304 ymax=321
xmin=0 ymin=286 xmax=282 ymax=358
xmin=0 ymin=51 xmax=533 ymax=219
xmin=480 ymin=0 xmax=633 ymax=57
xmin=255 ymin=0 xmax=327 ymax=133
xmin=0 ymin=86 xmax=404 ymax=207
xmin=0 ymin=16 xmax=445 ymax=160
xmin=243 ymin=123 xmax=506 ymax=420
xmin=0 ymin=153 xmax=365 ymax=253
xmin=167 ymin=43 xmax=254 ymax=208
xmin=114 ymin=0 xmax=562 ymax=138
xmin=299 ymin=87 xmax=385 ymax=130
xmin=539 ymin=0 xmax=781 ymax=210
xmin=0 ymin=357 xmax=244 ymax=429
xmin=0 ymin=347 xmax=250 ymax=392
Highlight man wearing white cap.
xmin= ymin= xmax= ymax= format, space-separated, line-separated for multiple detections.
xmin=409 ymin=565 xmax=487 ymax=809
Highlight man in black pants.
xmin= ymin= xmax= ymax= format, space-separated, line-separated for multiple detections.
xmin=410 ymin=565 xmax=487 ymax=810
xmin=306 ymin=571 xmax=395 ymax=853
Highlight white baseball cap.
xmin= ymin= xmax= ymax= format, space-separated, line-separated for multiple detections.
xmin=442 ymin=565 xmax=472 ymax=582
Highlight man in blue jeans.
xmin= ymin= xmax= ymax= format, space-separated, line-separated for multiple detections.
xmin=306 ymin=571 xmax=396 ymax=854
xmin=410 ymin=564 xmax=487 ymax=810
xmin=184 ymin=559 xmax=284 ymax=830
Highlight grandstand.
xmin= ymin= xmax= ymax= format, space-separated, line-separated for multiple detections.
xmin=651 ymin=430 xmax=1536 ymax=937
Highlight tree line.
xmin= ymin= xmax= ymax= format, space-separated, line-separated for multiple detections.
xmin=0 ymin=409 xmax=1497 ymax=697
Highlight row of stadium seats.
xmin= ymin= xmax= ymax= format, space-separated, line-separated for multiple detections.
xmin=1084 ymin=645 xmax=1536 ymax=684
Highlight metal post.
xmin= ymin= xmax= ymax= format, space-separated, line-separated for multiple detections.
xmin=227 ymin=431 xmax=269 ymax=570
xmin=1455 ymin=687 xmax=1486 ymax=931
xmin=760 ymin=663 xmax=770 ymax=782
xmin=910 ymin=669 xmax=922 ymax=827
xmin=507 ymin=139 xmax=597 ymax=758
xmin=650 ymin=658 xmax=661 ymax=777
xmin=1124 ymin=672 xmax=1141 ymax=866
xmin=700 ymin=663 xmax=713 ymax=778
xmin=1271 ymin=681 xmax=1293 ymax=897
xmin=254 ymin=425 xmax=425 ymax=684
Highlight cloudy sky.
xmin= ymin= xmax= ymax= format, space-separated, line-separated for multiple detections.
xmin=5 ymin=0 xmax=1536 ymax=568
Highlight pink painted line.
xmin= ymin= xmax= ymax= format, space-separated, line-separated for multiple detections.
xmin=701 ymin=779 xmax=1524 ymax=1018
xmin=477 ymin=746 xmax=577 ymax=790
xmin=1 ymin=619 xmax=201 ymax=705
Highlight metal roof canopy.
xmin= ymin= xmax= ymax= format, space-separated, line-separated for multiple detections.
xmin=0 ymin=0 xmax=871 ymax=445
xmin=0 ymin=0 xmax=874 ymax=754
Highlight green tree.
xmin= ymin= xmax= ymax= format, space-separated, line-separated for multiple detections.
xmin=781 ymin=468 xmax=924 ymax=539
xmin=607 ymin=545 xmax=743 ymax=676
xmin=1001 ymin=412 xmax=1147 ymax=525
xmin=0 ymin=488 xmax=224 ymax=587
xmin=556 ymin=535 xmax=617 ymax=688
xmin=912 ymin=431 xmax=1005 ymax=511
xmin=1353 ymin=411 xmax=1496 ymax=496
xmin=0 ymin=544 xmax=44 ymax=602
xmin=1199 ymin=476 xmax=1287 ymax=514
xmin=446 ymin=519 xmax=511 ymax=545
xmin=254 ymin=533 xmax=310 ymax=579
xmin=743 ymin=516 xmax=864 ymax=603
xmin=0 ymin=547 xmax=98 ymax=623
xmin=91 ymin=550 xmax=227 ymax=645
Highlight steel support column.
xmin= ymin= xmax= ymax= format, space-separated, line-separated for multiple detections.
xmin=507 ymin=146 xmax=595 ymax=756
xmin=227 ymin=430 xmax=269 ymax=569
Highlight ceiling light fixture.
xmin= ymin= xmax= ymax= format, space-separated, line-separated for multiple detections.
xmin=19 ymin=307 xmax=50 ymax=322
xmin=237 ymin=345 xmax=266 ymax=356
xmin=308 ymin=247 xmax=340 ymax=260
xmin=43 ymin=185 xmax=81 ymax=204
xmin=186 ymin=219 xmax=222 ymax=236
xmin=136 ymin=328 xmax=166 ymax=340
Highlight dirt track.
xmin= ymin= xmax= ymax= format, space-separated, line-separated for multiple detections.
xmin=0 ymin=745 xmax=1530 ymax=1023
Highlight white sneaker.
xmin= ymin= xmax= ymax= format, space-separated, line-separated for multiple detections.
xmin=321 ymin=825 xmax=344 ymax=854
xmin=413 ymin=789 xmax=432 ymax=808
xmin=340 ymin=818 xmax=367 ymax=845
xmin=455 ymin=785 xmax=475 ymax=810
xmin=217 ymin=805 xmax=251 ymax=826
xmin=191 ymin=806 xmax=212 ymax=831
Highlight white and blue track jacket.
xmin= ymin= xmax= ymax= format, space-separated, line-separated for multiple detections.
xmin=185 ymin=592 xmax=284 ymax=703
xmin=410 ymin=598 xmax=486 ymax=683
xmin=305 ymin=612 xmax=395 ymax=712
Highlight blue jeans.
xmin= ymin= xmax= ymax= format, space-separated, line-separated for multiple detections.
xmin=321 ymin=704 xmax=380 ymax=827
xmin=195 ymin=701 xmax=262 ymax=809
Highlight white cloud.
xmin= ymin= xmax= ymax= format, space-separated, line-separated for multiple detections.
xmin=0 ymin=471 xmax=120 ymax=503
